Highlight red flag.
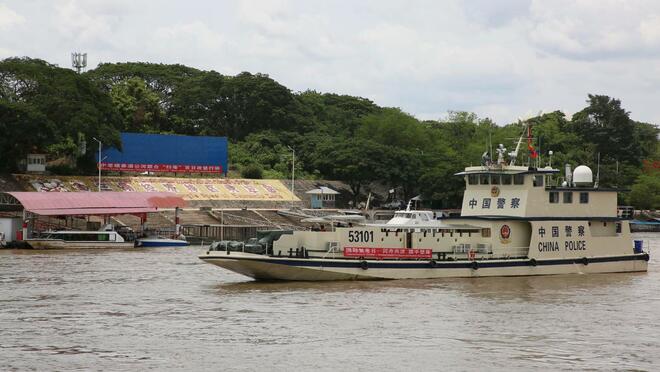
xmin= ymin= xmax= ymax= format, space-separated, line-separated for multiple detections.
xmin=527 ymin=125 xmax=538 ymax=159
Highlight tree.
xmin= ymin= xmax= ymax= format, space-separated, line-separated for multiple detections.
xmin=314 ymin=138 xmax=388 ymax=202
xmin=570 ymin=95 xmax=639 ymax=164
xmin=0 ymin=57 xmax=121 ymax=172
xmin=110 ymin=77 xmax=166 ymax=132
xmin=86 ymin=62 xmax=202 ymax=108
xmin=629 ymin=174 xmax=660 ymax=209
xmin=0 ymin=101 xmax=54 ymax=171
xmin=240 ymin=163 xmax=264 ymax=179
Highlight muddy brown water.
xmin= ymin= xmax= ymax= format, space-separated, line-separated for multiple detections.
xmin=1 ymin=234 xmax=659 ymax=371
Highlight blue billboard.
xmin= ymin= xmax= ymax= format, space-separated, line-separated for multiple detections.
xmin=99 ymin=133 xmax=228 ymax=175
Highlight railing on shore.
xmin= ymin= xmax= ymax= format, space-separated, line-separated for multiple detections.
xmin=182 ymin=224 xmax=275 ymax=242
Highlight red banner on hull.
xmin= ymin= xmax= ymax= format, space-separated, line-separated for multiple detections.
xmin=343 ymin=247 xmax=433 ymax=259
xmin=100 ymin=162 xmax=223 ymax=173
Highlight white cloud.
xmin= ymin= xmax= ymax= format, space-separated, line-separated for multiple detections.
xmin=528 ymin=0 xmax=660 ymax=60
xmin=0 ymin=4 xmax=24 ymax=30
xmin=2 ymin=0 xmax=660 ymax=125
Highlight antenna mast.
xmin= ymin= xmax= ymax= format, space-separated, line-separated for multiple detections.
xmin=71 ymin=52 xmax=87 ymax=73
xmin=595 ymin=152 xmax=600 ymax=188
xmin=509 ymin=119 xmax=528 ymax=166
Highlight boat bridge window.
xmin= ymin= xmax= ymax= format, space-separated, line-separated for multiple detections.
xmin=580 ymin=192 xmax=589 ymax=204
xmin=563 ymin=192 xmax=573 ymax=203
xmin=491 ymin=175 xmax=501 ymax=185
xmin=501 ymin=174 xmax=512 ymax=184
xmin=513 ymin=174 xmax=525 ymax=185
xmin=468 ymin=174 xmax=479 ymax=185
xmin=549 ymin=191 xmax=559 ymax=203
xmin=481 ymin=228 xmax=491 ymax=237
xmin=533 ymin=175 xmax=544 ymax=187
xmin=480 ymin=174 xmax=489 ymax=185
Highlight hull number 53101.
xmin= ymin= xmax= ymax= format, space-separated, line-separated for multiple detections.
xmin=348 ymin=230 xmax=374 ymax=243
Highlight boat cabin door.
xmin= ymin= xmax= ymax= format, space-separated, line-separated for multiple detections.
xmin=406 ymin=231 xmax=412 ymax=249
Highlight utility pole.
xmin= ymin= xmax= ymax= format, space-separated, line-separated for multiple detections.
xmin=287 ymin=146 xmax=295 ymax=210
xmin=93 ymin=137 xmax=102 ymax=192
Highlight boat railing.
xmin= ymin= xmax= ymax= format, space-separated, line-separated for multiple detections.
xmin=452 ymin=244 xmax=528 ymax=258
xmin=452 ymin=243 xmax=493 ymax=254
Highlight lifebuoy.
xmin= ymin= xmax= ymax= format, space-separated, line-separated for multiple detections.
xmin=360 ymin=260 xmax=368 ymax=270
xmin=468 ymin=250 xmax=476 ymax=261
xmin=471 ymin=261 xmax=478 ymax=270
xmin=582 ymin=257 xmax=589 ymax=266
xmin=429 ymin=260 xmax=437 ymax=268
xmin=529 ymin=258 xmax=537 ymax=267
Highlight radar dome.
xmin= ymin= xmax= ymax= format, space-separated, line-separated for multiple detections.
xmin=573 ymin=165 xmax=593 ymax=186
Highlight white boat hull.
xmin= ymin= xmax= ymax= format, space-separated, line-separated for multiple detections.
xmin=199 ymin=251 xmax=649 ymax=281
xmin=25 ymin=239 xmax=135 ymax=250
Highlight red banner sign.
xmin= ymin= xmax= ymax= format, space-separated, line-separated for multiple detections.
xmin=100 ymin=162 xmax=223 ymax=173
xmin=343 ymin=247 xmax=432 ymax=259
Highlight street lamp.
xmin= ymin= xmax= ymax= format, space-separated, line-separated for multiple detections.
xmin=287 ymin=146 xmax=295 ymax=210
xmin=92 ymin=137 xmax=102 ymax=192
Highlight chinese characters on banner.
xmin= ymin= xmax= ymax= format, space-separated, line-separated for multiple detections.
xmin=343 ymin=247 xmax=433 ymax=259
xmin=24 ymin=176 xmax=299 ymax=201
xmin=99 ymin=162 xmax=224 ymax=173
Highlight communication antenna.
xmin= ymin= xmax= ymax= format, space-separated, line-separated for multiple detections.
xmin=71 ymin=52 xmax=87 ymax=73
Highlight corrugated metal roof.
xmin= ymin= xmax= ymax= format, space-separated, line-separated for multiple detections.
xmin=6 ymin=192 xmax=186 ymax=216
xmin=305 ymin=186 xmax=340 ymax=195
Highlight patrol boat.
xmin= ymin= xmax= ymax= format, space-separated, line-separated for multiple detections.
xmin=199 ymin=127 xmax=649 ymax=281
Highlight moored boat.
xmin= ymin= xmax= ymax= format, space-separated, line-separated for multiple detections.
xmin=136 ymin=236 xmax=190 ymax=247
xmin=25 ymin=230 xmax=134 ymax=249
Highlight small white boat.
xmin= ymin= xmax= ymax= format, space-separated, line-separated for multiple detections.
xmin=136 ymin=236 xmax=190 ymax=248
xmin=26 ymin=230 xmax=134 ymax=249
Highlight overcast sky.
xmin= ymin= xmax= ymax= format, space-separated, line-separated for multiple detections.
xmin=2 ymin=0 xmax=660 ymax=125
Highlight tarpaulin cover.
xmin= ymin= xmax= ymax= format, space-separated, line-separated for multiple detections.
xmin=7 ymin=192 xmax=186 ymax=216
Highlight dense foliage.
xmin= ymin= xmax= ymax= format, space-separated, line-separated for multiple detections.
xmin=1 ymin=58 xmax=658 ymax=208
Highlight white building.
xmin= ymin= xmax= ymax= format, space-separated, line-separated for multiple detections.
xmin=26 ymin=154 xmax=46 ymax=173
xmin=306 ymin=186 xmax=340 ymax=209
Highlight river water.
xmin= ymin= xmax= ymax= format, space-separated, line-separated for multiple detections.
xmin=1 ymin=234 xmax=659 ymax=371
